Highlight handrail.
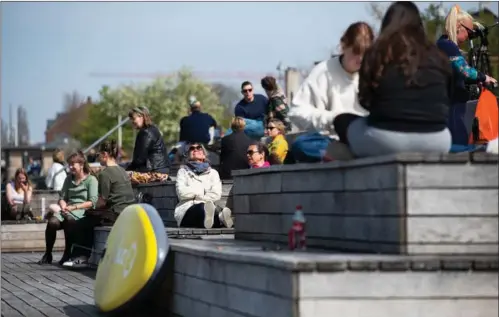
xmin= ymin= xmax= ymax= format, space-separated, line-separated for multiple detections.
xmin=83 ymin=117 xmax=130 ymax=153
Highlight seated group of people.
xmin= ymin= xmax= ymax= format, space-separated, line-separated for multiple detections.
xmin=287 ymin=2 xmax=497 ymax=157
xmin=38 ymin=140 xmax=136 ymax=268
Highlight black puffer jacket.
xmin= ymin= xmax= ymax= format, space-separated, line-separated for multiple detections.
xmin=127 ymin=125 xmax=169 ymax=173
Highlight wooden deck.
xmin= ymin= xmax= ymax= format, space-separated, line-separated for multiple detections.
xmin=1 ymin=252 xmax=101 ymax=317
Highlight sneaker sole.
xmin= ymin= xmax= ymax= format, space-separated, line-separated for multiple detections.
xmin=204 ymin=202 xmax=215 ymax=229
xmin=220 ymin=207 xmax=233 ymax=228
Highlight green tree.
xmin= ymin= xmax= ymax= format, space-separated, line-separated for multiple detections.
xmin=72 ymin=69 xmax=226 ymax=149
xmin=71 ymin=103 xmax=136 ymax=153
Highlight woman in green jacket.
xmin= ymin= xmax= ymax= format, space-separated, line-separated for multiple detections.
xmin=38 ymin=151 xmax=98 ymax=266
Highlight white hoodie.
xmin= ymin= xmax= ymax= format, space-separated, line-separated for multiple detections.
xmin=289 ymin=56 xmax=368 ymax=136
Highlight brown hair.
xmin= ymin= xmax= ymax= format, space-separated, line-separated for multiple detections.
xmin=358 ymin=1 xmax=451 ymax=107
xmin=99 ymin=139 xmax=119 ymax=159
xmin=340 ymin=21 xmax=374 ymax=55
xmin=231 ymin=117 xmax=246 ymax=132
xmin=261 ymin=76 xmax=278 ymax=92
xmin=267 ymin=118 xmax=286 ymax=135
xmin=52 ymin=149 xmax=65 ymax=164
xmin=66 ymin=151 xmax=92 ymax=175
xmin=128 ymin=106 xmax=153 ymax=128
xmin=13 ymin=168 xmax=31 ymax=190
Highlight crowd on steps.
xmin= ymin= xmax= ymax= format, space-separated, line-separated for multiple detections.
xmin=2 ymin=0 xmax=498 ymax=274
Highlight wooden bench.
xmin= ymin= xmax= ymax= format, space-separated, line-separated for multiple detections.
xmin=133 ymin=180 xmax=233 ymax=227
xmin=231 ymin=152 xmax=499 ymax=255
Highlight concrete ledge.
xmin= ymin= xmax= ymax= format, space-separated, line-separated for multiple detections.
xmin=231 ymin=153 xmax=499 ymax=255
xmin=1 ymin=190 xmax=59 ymax=218
xmin=91 ymin=227 xmax=498 ymax=317
xmin=133 ymin=181 xmax=233 ymax=227
xmin=1 ymin=222 xmax=65 ymax=252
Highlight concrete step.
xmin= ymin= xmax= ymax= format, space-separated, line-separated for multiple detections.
xmin=91 ymin=226 xmax=498 ymax=317
xmin=231 ymin=152 xmax=499 ymax=255
xmin=1 ymin=222 xmax=65 ymax=252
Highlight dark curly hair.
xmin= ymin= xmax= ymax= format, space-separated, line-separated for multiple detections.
xmin=358 ymin=1 xmax=451 ymax=108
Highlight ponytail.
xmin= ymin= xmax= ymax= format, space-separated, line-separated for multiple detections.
xmin=444 ymin=4 xmax=476 ymax=45
xmin=445 ymin=5 xmax=460 ymax=44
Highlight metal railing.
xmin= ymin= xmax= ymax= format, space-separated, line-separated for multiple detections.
xmin=83 ymin=117 xmax=130 ymax=154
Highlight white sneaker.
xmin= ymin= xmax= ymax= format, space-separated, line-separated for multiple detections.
xmin=203 ymin=201 xmax=216 ymax=229
xmin=219 ymin=207 xmax=233 ymax=228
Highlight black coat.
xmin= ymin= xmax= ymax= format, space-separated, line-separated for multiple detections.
xmin=127 ymin=125 xmax=169 ymax=173
xmin=219 ymin=131 xmax=252 ymax=180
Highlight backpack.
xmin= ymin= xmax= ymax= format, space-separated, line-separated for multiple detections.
xmin=468 ymin=89 xmax=499 ymax=145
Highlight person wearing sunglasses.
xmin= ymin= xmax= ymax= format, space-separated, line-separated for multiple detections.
xmin=174 ymin=143 xmax=233 ymax=229
xmin=234 ymin=81 xmax=268 ymax=121
xmin=246 ymin=143 xmax=271 ymax=168
xmin=437 ymin=5 xmax=497 ymax=104
xmin=265 ymin=119 xmax=289 ymax=164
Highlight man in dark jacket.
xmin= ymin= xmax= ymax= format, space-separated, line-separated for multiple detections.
xmin=179 ymin=96 xmax=217 ymax=145
xmin=219 ymin=117 xmax=252 ymax=179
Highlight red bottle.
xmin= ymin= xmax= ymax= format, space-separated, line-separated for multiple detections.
xmin=288 ymin=205 xmax=306 ymax=250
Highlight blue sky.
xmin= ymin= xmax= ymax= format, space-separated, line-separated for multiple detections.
xmin=1 ymin=1 xmax=496 ymax=143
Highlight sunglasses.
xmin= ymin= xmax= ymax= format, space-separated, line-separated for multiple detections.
xmin=246 ymin=150 xmax=258 ymax=156
xmin=242 ymin=88 xmax=253 ymax=93
xmin=189 ymin=145 xmax=203 ymax=152
xmin=266 ymin=126 xmax=276 ymax=130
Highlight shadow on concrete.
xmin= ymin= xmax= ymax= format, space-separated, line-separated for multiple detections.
xmin=62 ymin=304 xmax=102 ymax=317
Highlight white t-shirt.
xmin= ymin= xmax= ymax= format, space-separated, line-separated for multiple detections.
xmin=288 ymin=56 xmax=368 ymax=137
xmin=45 ymin=162 xmax=67 ymax=191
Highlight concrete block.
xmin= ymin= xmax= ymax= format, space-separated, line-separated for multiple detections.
xmin=406 ymin=217 xmax=498 ymax=243
xmin=407 ymin=189 xmax=499 ymax=216
xmin=233 ymin=173 xmax=282 ymax=195
xmin=282 ymin=169 xmax=343 ymax=192
xmin=299 ymin=299 xmax=498 ymax=317
xmin=406 ymin=164 xmax=499 ymax=188
xmin=343 ymin=164 xmax=403 ymax=191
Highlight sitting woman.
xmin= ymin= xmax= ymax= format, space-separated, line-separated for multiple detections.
xmin=45 ymin=148 xmax=67 ymax=191
xmin=261 ymin=76 xmax=292 ymax=131
xmin=62 ymin=140 xmax=136 ymax=268
xmin=126 ymin=106 xmax=170 ymax=183
xmin=5 ymin=168 xmax=33 ymax=220
xmin=174 ymin=143 xmax=233 ymax=229
xmin=38 ymin=151 xmax=98 ymax=265
xmin=266 ymin=119 xmax=289 ymax=164
xmin=289 ymin=21 xmax=374 ymax=136
xmin=247 ymin=142 xmax=273 ymax=168
xmin=334 ymin=1 xmax=453 ymax=157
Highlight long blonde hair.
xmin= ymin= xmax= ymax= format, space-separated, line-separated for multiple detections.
xmin=444 ymin=5 xmax=483 ymax=44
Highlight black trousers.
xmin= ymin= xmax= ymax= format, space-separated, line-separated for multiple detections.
xmin=179 ymin=203 xmax=222 ymax=228
xmin=333 ymin=113 xmax=363 ymax=146
xmin=71 ymin=210 xmax=118 ymax=259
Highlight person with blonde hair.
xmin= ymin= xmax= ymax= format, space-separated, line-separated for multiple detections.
xmin=437 ymin=4 xmax=497 ymax=103
xmin=45 ymin=148 xmax=67 ymax=191
xmin=219 ymin=117 xmax=252 ymax=179
xmin=265 ymin=118 xmax=288 ymax=164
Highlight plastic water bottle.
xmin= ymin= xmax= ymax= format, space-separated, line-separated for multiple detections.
xmin=41 ymin=197 xmax=46 ymax=220
xmin=288 ymin=205 xmax=306 ymax=251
